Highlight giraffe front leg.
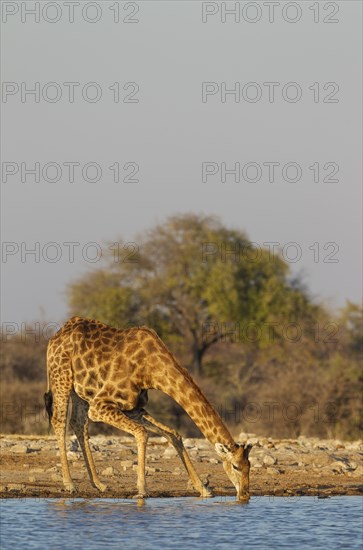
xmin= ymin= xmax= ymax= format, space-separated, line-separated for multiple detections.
xmin=88 ymin=400 xmax=149 ymax=498
xmin=133 ymin=430 xmax=148 ymax=499
xmin=141 ymin=413 xmax=213 ymax=498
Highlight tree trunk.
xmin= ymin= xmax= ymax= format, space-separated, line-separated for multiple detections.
xmin=191 ymin=342 xmax=205 ymax=376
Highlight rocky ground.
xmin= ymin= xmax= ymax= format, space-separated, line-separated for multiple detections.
xmin=0 ymin=433 xmax=362 ymax=499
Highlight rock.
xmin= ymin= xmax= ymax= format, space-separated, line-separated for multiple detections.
xmin=249 ymin=455 xmax=263 ymax=465
xmin=348 ymin=461 xmax=358 ymax=471
xmin=101 ymin=467 xmax=115 ymax=476
xmin=346 ymin=441 xmax=362 ymax=451
xmin=313 ymin=444 xmax=329 ymax=451
xmin=263 ymin=454 xmax=277 ymax=466
xmin=51 ymin=474 xmax=61 ymax=482
xmin=195 ymin=441 xmax=212 ymax=451
xmin=120 ymin=460 xmax=134 ymax=469
xmin=209 ymin=458 xmax=219 ymax=464
xmin=11 ymin=444 xmax=29 ymax=454
xmin=146 ymin=467 xmax=160 ymax=474
xmin=183 ymin=439 xmax=197 ymax=448
xmin=190 ymin=450 xmax=201 ymax=458
xmin=67 ymin=451 xmax=79 ymax=460
xmin=247 ymin=438 xmax=260 ymax=446
xmin=29 ymin=447 xmax=41 ymax=453
xmin=266 ymin=467 xmax=280 ymax=475
xmin=0 ymin=440 xmax=12 ymax=449
xmin=119 ymin=436 xmax=134 ymax=444
xmin=28 ymin=476 xmax=36 ymax=483
xmin=30 ymin=468 xmax=45 ymax=473
xmin=252 ymin=462 xmax=263 ymax=469
xmin=238 ymin=432 xmax=257 ymax=440
xmin=330 ymin=461 xmax=348 ymax=473
xmin=147 ymin=454 xmax=159 ymax=461
xmin=163 ymin=447 xmax=178 ymax=459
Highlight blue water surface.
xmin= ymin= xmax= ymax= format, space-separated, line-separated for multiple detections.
xmin=0 ymin=496 xmax=362 ymax=549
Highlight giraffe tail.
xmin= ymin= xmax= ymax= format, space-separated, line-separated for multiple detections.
xmin=44 ymin=356 xmax=53 ymax=433
xmin=44 ymin=391 xmax=53 ymax=433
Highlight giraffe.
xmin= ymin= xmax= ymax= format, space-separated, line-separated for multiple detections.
xmin=44 ymin=316 xmax=252 ymax=500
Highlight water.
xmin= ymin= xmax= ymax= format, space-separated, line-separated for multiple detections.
xmin=0 ymin=496 xmax=362 ymax=549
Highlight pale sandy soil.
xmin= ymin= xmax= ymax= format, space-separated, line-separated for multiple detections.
xmin=0 ymin=434 xmax=362 ymax=499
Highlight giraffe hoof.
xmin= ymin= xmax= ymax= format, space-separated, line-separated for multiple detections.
xmin=133 ymin=492 xmax=149 ymax=499
xmin=63 ymin=482 xmax=76 ymax=493
xmin=95 ymin=482 xmax=108 ymax=493
xmin=200 ymin=487 xmax=213 ymax=498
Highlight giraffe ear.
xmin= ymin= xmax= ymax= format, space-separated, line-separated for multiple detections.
xmin=215 ymin=443 xmax=232 ymax=459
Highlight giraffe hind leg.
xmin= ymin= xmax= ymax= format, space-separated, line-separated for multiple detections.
xmin=69 ymin=390 xmax=107 ymax=492
xmin=50 ymin=377 xmax=75 ymax=493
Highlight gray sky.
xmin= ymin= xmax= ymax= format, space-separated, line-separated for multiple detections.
xmin=1 ymin=0 xmax=362 ymax=328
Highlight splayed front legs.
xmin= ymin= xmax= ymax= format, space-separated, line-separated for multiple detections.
xmin=53 ymin=390 xmax=212 ymax=498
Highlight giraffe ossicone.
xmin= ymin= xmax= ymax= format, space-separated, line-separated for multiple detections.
xmin=45 ymin=317 xmax=252 ymax=500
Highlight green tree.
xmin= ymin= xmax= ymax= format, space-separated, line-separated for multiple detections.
xmin=68 ymin=269 xmax=141 ymax=328
xmin=68 ymin=213 xmax=314 ymax=374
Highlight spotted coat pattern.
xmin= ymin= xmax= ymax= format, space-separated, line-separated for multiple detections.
xmin=46 ymin=316 xmax=251 ymax=499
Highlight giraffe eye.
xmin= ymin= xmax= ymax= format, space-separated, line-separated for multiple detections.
xmin=232 ymin=464 xmax=241 ymax=471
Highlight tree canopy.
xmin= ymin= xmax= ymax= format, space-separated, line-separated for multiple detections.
xmin=68 ymin=213 xmax=318 ymax=373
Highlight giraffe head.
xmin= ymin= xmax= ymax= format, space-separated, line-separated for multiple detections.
xmin=215 ymin=442 xmax=252 ymax=501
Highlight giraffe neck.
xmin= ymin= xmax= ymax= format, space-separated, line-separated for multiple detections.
xmin=153 ymin=362 xmax=236 ymax=448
